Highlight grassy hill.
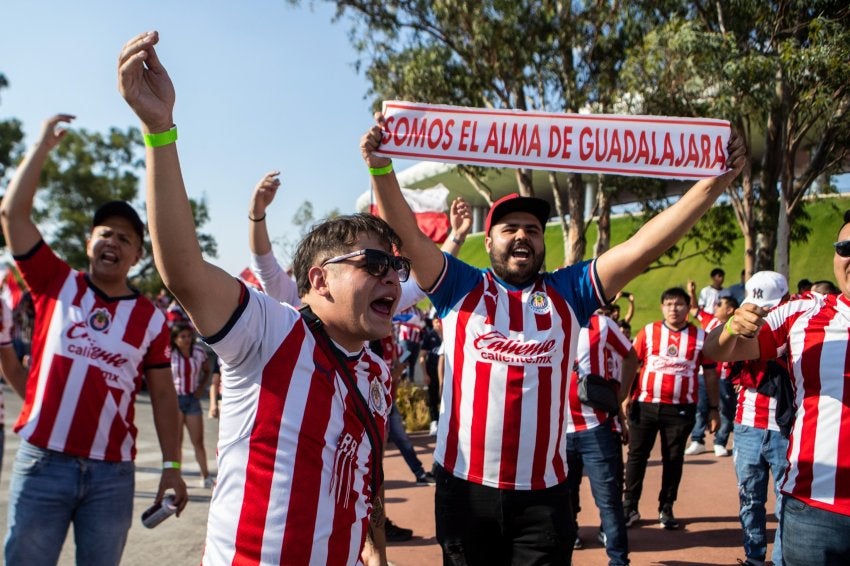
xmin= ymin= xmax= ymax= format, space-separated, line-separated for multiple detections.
xmin=454 ymin=195 xmax=850 ymax=330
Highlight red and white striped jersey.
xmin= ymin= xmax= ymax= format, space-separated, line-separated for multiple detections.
xmin=696 ymin=313 xmax=732 ymax=380
xmin=170 ymin=344 xmax=208 ymax=395
xmin=203 ymin=285 xmax=392 ymax=565
xmin=567 ymin=314 xmax=632 ymax=433
xmin=632 ymin=321 xmax=710 ymax=405
xmin=758 ymin=293 xmax=850 ymax=516
xmin=427 ymin=254 xmax=605 ymax=490
xmin=13 ymin=241 xmax=169 ymax=461
xmin=735 ymin=386 xmax=780 ymax=431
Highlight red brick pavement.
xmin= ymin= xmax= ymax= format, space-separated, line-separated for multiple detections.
xmin=384 ymin=432 xmax=777 ymax=566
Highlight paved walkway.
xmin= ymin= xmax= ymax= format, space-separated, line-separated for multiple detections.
xmin=385 ymin=432 xmax=777 ymax=566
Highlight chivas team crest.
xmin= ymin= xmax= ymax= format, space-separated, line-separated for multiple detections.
xmin=88 ymin=308 xmax=112 ymax=332
xmin=529 ymin=291 xmax=551 ymax=315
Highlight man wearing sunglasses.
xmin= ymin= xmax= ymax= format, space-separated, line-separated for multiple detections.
xmin=119 ymin=32 xmax=408 ymax=565
xmin=704 ymin=215 xmax=850 ymax=565
xmin=362 ymin=114 xmax=745 ymax=564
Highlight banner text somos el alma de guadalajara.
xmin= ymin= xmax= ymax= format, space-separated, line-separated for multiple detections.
xmin=376 ymin=101 xmax=731 ymax=180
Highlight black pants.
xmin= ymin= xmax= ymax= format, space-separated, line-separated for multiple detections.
xmin=434 ymin=464 xmax=574 ymax=566
xmin=623 ymin=402 xmax=696 ymax=512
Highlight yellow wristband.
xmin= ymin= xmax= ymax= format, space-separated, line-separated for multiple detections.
xmin=144 ymin=126 xmax=178 ymax=148
xmin=724 ymin=317 xmax=737 ymax=336
xmin=368 ymin=163 xmax=393 ymax=176
xmin=162 ymin=460 xmax=181 ymax=470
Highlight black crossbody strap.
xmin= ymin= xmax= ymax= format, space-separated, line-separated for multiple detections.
xmin=299 ymin=306 xmax=384 ymax=500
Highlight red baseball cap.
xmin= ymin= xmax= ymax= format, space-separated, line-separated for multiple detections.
xmin=484 ymin=193 xmax=551 ymax=234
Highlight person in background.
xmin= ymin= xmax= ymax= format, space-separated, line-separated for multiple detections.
xmin=623 ymin=287 xmax=720 ymax=531
xmin=169 ymin=322 xmax=213 ymax=488
xmin=724 ymin=271 xmax=791 ymax=566
xmin=724 ymin=269 xmax=746 ymax=306
xmin=698 ymin=268 xmax=726 ymax=312
xmin=704 ymin=215 xmax=850 ymax=565
xmin=0 ymin=112 xmax=186 ymax=565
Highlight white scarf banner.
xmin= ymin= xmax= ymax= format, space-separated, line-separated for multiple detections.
xmin=376 ymin=101 xmax=731 ymax=180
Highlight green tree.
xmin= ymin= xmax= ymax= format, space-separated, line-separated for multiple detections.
xmin=620 ymin=1 xmax=850 ymax=276
xmin=0 ymin=72 xmax=27 ymax=250
xmin=28 ymin=125 xmax=216 ymax=288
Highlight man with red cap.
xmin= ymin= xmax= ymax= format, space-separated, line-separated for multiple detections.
xmin=362 ymin=114 xmax=745 ymax=565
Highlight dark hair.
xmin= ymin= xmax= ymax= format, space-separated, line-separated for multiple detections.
xmin=797 ymin=278 xmax=813 ymax=293
xmin=660 ymin=287 xmax=690 ymax=303
xmin=718 ymin=296 xmax=739 ymax=309
xmin=170 ymin=322 xmax=194 ymax=349
xmin=811 ymin=279 xmax=839 ymax=295
xmin=292 ymin=213 xmax=403 ymax=297
xmin=710 ymin=268 xmax=725 ymax=278
xmin=617 ymin=319 xmax=631 ymax=331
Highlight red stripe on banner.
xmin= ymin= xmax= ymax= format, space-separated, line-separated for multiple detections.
xmin=233 ymin=322 xmax=305 ymax=564
xmin=238 ymin=268 xmax=263 ymax=291
xmin=368 ymin=205 xmax=449 ymax=244
xmin=382 ymin=101 xmax=730 ymax=127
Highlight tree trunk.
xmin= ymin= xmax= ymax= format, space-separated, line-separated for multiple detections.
xmin=594 ymin=175 xmax=611 ymax=258
xmin=516 ymin=168 xmax=534 ymax=197
xmin=458 ymin=167 xmax=495 ymax=206
xmin=548 ymin=172 xmax=570 ymax=268
xmin=775 ymin=190 xmax=791 ymax=279
xmin=565 ymin=173 xmax=586 ymax=266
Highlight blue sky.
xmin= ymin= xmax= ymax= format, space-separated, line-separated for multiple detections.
xmin=1 ymin=0 xmax=407 ymax=276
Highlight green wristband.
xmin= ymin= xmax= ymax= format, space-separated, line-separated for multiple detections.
xmin=144 ymin=126 xmax=178 ymax=148
xmin=724 ymin=316 xmax=737 ymax=336
xmin=368 ymin=163 xmax=393 ymax=176
xmin=162 ymin=460 xmax=181 ymax=470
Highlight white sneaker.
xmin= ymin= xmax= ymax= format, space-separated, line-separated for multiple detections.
xmin=429 ymin=420 xmax=438 ymax=436
xmin=684 ymin=441 xmax=706 ymax=455
xmin=714 ymin=444 xmax=730 ymax=457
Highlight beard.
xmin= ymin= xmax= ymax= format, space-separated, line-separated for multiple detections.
xmin=490 ymin=241 xmax=546 ymax=286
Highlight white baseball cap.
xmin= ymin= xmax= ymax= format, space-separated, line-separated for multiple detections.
xmin=743 ymin=271 xmax=788 ymax=309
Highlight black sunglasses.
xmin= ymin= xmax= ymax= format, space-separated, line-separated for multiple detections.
xmin=834 ymin=240 xmax=850 ymax=258
xmin=321 ymin=249 xmax=411 ymax=282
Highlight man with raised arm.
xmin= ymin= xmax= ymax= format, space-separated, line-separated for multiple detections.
xmin=119 ymin=31 xmax=407 ymax=565
xmin=704 ymin=220 xmax=850 ymax=565
xmin=361 ymin=115 xmax=745 ymax=564
xmin=0 ymin=113 xmax=187 ymax=566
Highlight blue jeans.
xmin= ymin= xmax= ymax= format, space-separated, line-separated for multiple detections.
xmin=387 ymin=402 xmax=426 ymax=479
xmin=5 ymin=440 xmax=135 ymax=566
xmin=567 ymin=423 xmax=629 ymax=565
xmin=691 ymin=376 xmax=735 ymax=447
xmin=732 ymin=423 xmax=788 ymax=564
xmin=781 ymin=496 xmax=850 ymax=565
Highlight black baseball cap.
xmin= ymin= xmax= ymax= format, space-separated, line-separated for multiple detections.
xmin=92 ymin=201 xmax=145 ymax=243
xmin=484 ymin=193 xmax=551 ymax=234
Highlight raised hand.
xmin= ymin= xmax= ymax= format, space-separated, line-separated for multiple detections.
xmin=449 ymin=197 xmax=472 ymax=238
xmin=250 ymin=171 xmax=282 ymax=217
xmin=360 ymin=112 xmax=392 ymax=169
xmin=117 ymin=31 xmax=175 ymax=133
xmin=37 ymin=114 xmax=76 ymax=151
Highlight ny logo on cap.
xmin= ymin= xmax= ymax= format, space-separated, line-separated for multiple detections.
xmin=752 ymin=288 xmax=764 ymax=299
